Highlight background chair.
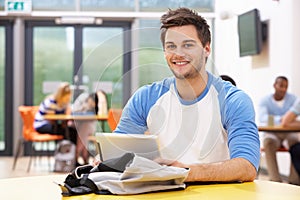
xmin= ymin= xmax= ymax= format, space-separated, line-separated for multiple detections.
xmin=87 ymin=108 xmax=122 ymax=159
xmin=107 ymin=108 xmax=122 ymax=132
xmin=12 ymin=106 xmax=63 ymax=172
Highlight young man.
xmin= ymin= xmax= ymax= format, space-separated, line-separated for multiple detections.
xmin=258 ymin=76 xmax=299 ymax=183
xmin=114 ymin=8 xmax=260 ymax=182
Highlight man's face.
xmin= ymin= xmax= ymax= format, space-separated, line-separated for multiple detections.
xmin=274 ymin=78 xmax=288 ymax=100
xmin=163 ymin=25 xmax=210 ymax=80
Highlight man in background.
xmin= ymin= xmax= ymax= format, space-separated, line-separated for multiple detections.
xmin=258 ymin=76 xmax=299 ymax=184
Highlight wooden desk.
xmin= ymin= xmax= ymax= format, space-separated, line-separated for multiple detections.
xmin=44 ymin=114 xmax=108 ymax=121
xmin=258 ymin=125 xmax=300 ymax=132
xmin=44 ymin=114 xmax=108 ymax=131
xmin=1 ymin=175 xmax=300 ymax=200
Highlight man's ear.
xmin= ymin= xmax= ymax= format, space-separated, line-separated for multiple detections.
xmin=204 ymin=44 xmax=211 ymax=57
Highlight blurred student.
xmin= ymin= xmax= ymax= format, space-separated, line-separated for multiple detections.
xmin=258 ymin=76 xmax=299 ymax=183
xmin=72 ymin=92 xmax=98 ymax=164
xmin=34 ymin=82 xmax=77 ymax=144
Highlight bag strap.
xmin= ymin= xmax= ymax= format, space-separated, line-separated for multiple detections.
xmin=92 ymin=152 xmax=135 ymax=173
xmin=60 ymin=174 xmax=94 ymax=196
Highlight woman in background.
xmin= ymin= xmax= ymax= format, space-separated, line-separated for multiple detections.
xmin=34 ymin=82 xmax=77 ymax=144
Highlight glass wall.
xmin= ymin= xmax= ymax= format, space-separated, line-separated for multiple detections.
xmin=139 ymin=0 xmax=214 ymax=12
xmin=32 ymin=0 xmax=76 ymax=11
xmin=137 ymin=20 xmax=172 ymax=86
xmin=33 ymin=27 xmax=74 ymax=105
xmin=0 ymin=20 xmax=13 ymax=155
xmin=82 ymin=27 xmax=123 ymax=109
xmin=81 ymin=0 xmax=134 ymax=11
xmin=28 ymin=0 xmax=214 ymax=12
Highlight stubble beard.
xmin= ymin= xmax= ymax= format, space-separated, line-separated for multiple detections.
xmin=170 ymin=63 xmax=202 ymax=80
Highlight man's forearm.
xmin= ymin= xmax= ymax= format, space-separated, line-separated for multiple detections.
xmin=184 ymin=158 xmax=257 ymax=182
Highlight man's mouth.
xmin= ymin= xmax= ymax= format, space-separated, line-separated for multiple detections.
xmin=172 ymin=61 xmax=190 ymax=66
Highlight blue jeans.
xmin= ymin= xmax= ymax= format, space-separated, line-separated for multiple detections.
xmin=290 ymin=143 xmax=300 ymax=176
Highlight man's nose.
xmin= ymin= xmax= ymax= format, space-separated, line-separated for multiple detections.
xmin=173 ymin=47 xmax=186 ymax=57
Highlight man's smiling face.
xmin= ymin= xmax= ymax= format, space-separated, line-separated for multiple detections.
xmin=164 ymin=25 xmax=210 ymax=80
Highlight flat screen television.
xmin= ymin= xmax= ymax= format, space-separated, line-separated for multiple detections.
xmin=238 ymin=9 xmax=263 ymax=57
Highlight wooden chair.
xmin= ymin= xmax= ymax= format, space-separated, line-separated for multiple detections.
xmin=12 ymin=106 xmax=63 ymax=172
xmin=107 ymin=108 xmax=123 ymax=132
xmin=258 ymin=145 xmax=289 ymax=178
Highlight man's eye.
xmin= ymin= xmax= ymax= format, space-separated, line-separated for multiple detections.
xmin=183 ymin=43 xmax=194 ymax=48
xmin=166 ymin=44 xmax=176 ymax=50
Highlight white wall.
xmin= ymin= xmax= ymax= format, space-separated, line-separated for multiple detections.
xmin=214 ymin=0 xmax=300 ymax=121
xmin=214 ymin=0 xmax=300 ymax=177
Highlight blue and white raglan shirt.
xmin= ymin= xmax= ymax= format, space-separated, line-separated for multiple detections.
xmin=34 ymin=97 xmax=67 ymax=129
xmin=115 ymin=72 xmax=260 ymax=171
xmin=289 ymin=98 xmax=300 ymax=116
xmin=258 ymin=92 xmax=297 ymax=125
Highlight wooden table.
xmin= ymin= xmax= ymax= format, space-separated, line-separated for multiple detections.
xmin=0 ymin=175 xmax=300 ymax=200
xmin=44 ymin=114 xmax=108 ymax=121
xmin=44 ymin=114 xmax=108 ymax=131
xmin=258 ymin=125 xmax=300 ymax=132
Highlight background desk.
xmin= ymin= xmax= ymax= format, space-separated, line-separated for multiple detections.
xmin=44 ymin=114 xmax=108 ymax=121
xmin=1 ymin=175 xmax=300 ymax=200
xmin=44 ymin=114 xmax=108 ymax=131
xmin=258 ymin=125 xmax=300 ymax=133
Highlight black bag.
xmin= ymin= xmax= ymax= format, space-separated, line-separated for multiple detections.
xmin=58 ymin=153 xmax=189 ymax=196
xmin=59 ymin=153 xmax=134 ymax=196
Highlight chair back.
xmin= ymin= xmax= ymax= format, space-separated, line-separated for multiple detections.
xmin=18 ymin=106 xmax=40 ymax=141
xmin=96 ymin=90 xmax=108 ymax=115
xmin=107 ymin=108 xmax=122 ymax=131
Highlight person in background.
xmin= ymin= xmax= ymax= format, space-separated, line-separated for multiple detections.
xmin=113 ymin=7 xmax=260 ymax=183
xmin=220 ymin=75 xmax=236 ymax=86
xmin=281 ymin=100 xmax=300 ymax=183
xmin=258 ymin=76 xmax=299 ymax=184
xmin=34 ymin=82 xmax=77 ymax=144
xmin=72 ymin=92 xmax=98 ymax=165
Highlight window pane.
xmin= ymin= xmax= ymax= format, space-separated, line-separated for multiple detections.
xmin=0 ymin=1 xmax=4 ymax=11
xmin=81 ymin=0 xmax=134 ymax=11
xmin=139 ymin=0 xmax=214 ymax=12
xmin=138 ymin=20 xmax=172 ymax=86
xmin=33 ymin=27 xmax=73 ymax=105
xmin=32 ymin=0 xmax=75 ymax=11
xmin=82 ymin=27 xmax=123 ymax=108
xmin=0 ymin=27 xmax=4 ymax=150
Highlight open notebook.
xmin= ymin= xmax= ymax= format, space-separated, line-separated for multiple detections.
xmin=95 ymin=132 xmax=160 ymax=161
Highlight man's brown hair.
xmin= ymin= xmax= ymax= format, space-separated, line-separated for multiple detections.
xmin=160 ymin=7 xmax=211 ymax=48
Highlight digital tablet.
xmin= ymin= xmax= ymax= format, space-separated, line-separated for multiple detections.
xmin=95 ymin=132 xmax=160 ymax=161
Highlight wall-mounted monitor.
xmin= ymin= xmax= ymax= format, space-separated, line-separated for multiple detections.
xmin=238 ymin=9 xmax=264 ymax=57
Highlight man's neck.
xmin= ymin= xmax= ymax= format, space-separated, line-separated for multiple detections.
xmin=176 ymin=72 xmax=208 ymax=101
xmin=273 ymin=94 xmax=284 ymax=101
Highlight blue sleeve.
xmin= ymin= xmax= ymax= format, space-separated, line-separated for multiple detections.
xmin=222 ymin=89 xmax=260 ymax=171
xmin=114 ymin=78 xmax=172 ymax=134
xmin=114 ymin=87 xmax=149 ymax=134
xmin=290 ymin=98 xmax=300 ymax=115
xmin=114 ymin=78 xmax=174 ymax=134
